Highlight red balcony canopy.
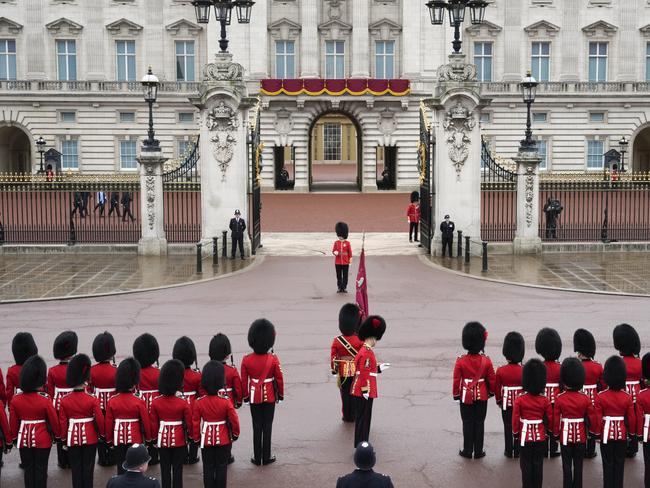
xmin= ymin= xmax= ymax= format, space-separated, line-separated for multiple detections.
xmin=260 ymin=79 xmax=410 ymax=97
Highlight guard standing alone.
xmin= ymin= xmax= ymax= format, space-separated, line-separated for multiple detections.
xmin=440 ymin=214 xmax=455 ymax=257
xmin=406 ymin=191 xmax=420 ymax=243
xmin=332 ymin=222 xmax=352 ymax=293
xmin=229 ymin=210 xmax=246 ymax=260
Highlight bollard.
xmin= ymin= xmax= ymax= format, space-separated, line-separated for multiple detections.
xmin=212 ymin=237 xmax=219 ymax=266
xmin=464 ymin=236 xmax=470 ymax=264
xmin=482 ymin=242 xmax=488 ymax=272
xmin=457 ymin=230 xmax=463 ymax=258
xmin=196 ymin=243 xmax=203 ymax=274
xmin=222 ymin=230 xmax=228 ymax=258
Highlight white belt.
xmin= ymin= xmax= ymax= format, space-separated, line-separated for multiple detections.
xmin=95 ymin=387 xmax=115 ymax=395
xmin=18 ymin=420 xmax=46 ymax=448
xmin=140 ymin=389 xmax=158 ymax=395
xmin=502 ymin=386 xmax=522 ymax=411
xmin=200 ymin=421 xmax=226 ymax=449
xmin=561 ymin=418 xmax=584 ymax=446
xmin=354 ymin=371 xmax=378 ymax=377
xmin=644 ymin=414 xmax=650 ymax=443
xmin=157 ymin=421 xmax=183 ymax=447
xmin=602 ymin=416 xmax=625 ymax=444
xmin=182 ymin=391 xmax=197 ymax=399
xmin=250 ymin=378 xmax=274 ymax=404
xmin=583 ymin=384 xmax=597 ymax=391
xmin=520 ymin=419 xmax=543 ymax=447
xmin=54 ymin=387 xmax=73 ymax=404
xmin=67 ymin=418 xmax=94 ymax=446
xmin=461 ymin=378 xmax=484 ymax=404
xmin=114 ymin=418 xmax=139 ymax=445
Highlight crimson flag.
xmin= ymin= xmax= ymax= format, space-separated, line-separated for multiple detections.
xmin=355 ymin=247 xmax=369 ymax=321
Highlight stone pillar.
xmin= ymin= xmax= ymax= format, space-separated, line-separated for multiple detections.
xmin=85 ymin=0 xmax=105 ymax=80
xmin=351 ymin=0 xmax=369 ymax=78
xmin=402 ymin=2 xmax=422 ymax=79
xmin=558 ymin=1 xmax=579 ymax=82
xmin=25 ymin=0 xmax=45 ymax=79
xmin=513 ymin=151 xmax=543 ymax=254
xmin=300 ymin=0 xmax=319 ymax=78
xmin=502 ymin=0 xmax=522 ymax=82
xmin=617 ymin=1 xmax=636 ymax=82
xmin=137 ymin=151 xmax=168 ymax=255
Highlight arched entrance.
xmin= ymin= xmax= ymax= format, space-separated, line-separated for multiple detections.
xmin=308 ymin=112 xmax=361 ymax=191
xmin=0 ymin=125 xmax=32 ymax=172
xmin=632 ymin=125 xmax=650 ymax=172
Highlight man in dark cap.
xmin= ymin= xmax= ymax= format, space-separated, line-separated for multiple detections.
xmin=336 ymin=442 xmax=394 ymax=488
xmin=106 ymin=443 xmax=161 ymax=488
xmin=613 ymin=323 xmax=642 ymax=457
xmin=332 ymin=222 xmax=352 ymax=293
xmin=535 ymin=327 xmax=563 ymax=458
xmin=133 ymin=333 xmax=161 ymax=465
xmin=406 ymin=191 xmax=420 ymax=243
xmin=172 ymin=336 xmax=202 ymax=465
xmin=89 ymin=331 xmax=117 ymax=467
xmin=574 ymin=328 xmax=603 ymax=458
xmin=440 ymin=214 xmax=455 ymax=257
xmin=495 ymin=331 xmax=525 ymax=458
xmin=229 ymin=209 xmax=246 ymax=260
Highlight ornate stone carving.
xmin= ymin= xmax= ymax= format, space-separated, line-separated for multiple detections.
xmin=273 ymin=109 xmax=294 ymax=136
xmin=206 ymin=100 xmax=240 ymax=181
xmin=377 ymin=109 xmax=397 ymax=136
xmin=443 ymin=100 xmax=476 ymax=178
xmin=524 ymin=165 xmax=535 ymax=227
xmin=203 ymin=55 xmax=244 ymax=82
xmin=437 ymin=54 xmax=477 ymax=82
xmin=144 ymin=164 xmax=156 ymax=230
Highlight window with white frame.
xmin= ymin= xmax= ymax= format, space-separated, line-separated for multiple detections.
xmin=474 ymin=42 xmax=492 ymax=82
xmin=116 ymin=40 xmax=136 ymax=81
xmin=588 ymin=42 xmax=607 ymax=82
xmin=586 ymin=139 xmax=604 ymax=169
xmin=56 ymin=40 xmax=77 ymax=81
xmin=531 ymin=42 xmax=550 ymax=82
xmin=375 ymin=40 xmax=395 ymax=79
xmin=61 ymin=139 xmax=79 ymax=170
xmin=119 ymin=111 xmax=135 ymax=123
xmin=325 ymin=41 xmax=345 ymax=78
xmin=589 ymin=112 xmax=606 ymax=123
xmin=177 ymin=139 xmax=192 ymax=158
xmin=533 ymin=112 xmax=547 ymax=123
xmin=275 ymin=41 xmax=295 ymax=78
xmin=0 ymin=39 xmax=17 ymax=80
xmin=175 ymin=41 xmax=195 ymax=81
xmin=60 ymin=111 xmax=76 ymax=123
xmin=646 ymin=43 xmax=650 ymax=81
xmin=120 ymin=139 xmax=137 ymax=170
xmin=536 ymin=139 xmax=548 ymax=170
xmin=323 ymin=123 xmax=342 ymax=161
xmin=178 ymin=112 xmax=194 ymax=123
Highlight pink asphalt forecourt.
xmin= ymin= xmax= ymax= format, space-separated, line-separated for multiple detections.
xmin=0 ymin=255 xmax=648 ymax=487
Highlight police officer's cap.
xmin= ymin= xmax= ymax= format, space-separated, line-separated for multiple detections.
xmin=122 ymin=443 xmax=151 ymax=471
xmin=444 ymin=214 xmax=450 ymax=219
xmin=354 ymin=442 xmax=376 ymax=471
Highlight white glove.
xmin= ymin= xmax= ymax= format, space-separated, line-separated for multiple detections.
xmin=333 ymin=251 xmax=339 ymax=256
xmin=277 ymin=399 xmax=283 ymax=404
xmin=363 ymin=392 xmax=370 ymax=400
xmin=379 ymin=363 xmax=391 ymax=372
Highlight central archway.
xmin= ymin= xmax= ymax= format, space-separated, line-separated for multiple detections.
xmin=632 ymin=125 xmax=650 ymax=172
xmin=308 ymin=111 xmax=362 ymax=192
xmin=0 ymin=125 xmax=32 ymax=173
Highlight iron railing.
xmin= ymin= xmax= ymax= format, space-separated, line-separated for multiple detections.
xmin=163 ymin=136 xmax=200 ymax=185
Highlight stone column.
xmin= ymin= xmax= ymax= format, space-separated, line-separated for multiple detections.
xmin=502 ymin=0 xmax=522 ymax=82
xmin=85 ymin=0 xmax=105 ymax=80
xmin=248 ymin=0 xmax=268 ymax=80
xmin=351 ymin=0 xmax=369 ymax=78
xmin=513 ymin=151 xmax=543 ymax=254
xmin=402 ymin=1 xmax=422 ymax=79
xmin=25 ymin=0 xmax=45 ymax=79
xmin=300 ymin=0 xmax=319 ymax=78
xmin=558 ymin=1 xmax=579 ymax=82
xmin=137 ymin=151 xmax=168 ymax=255
xmin=617 ymin=1 xmax=636 ymax=82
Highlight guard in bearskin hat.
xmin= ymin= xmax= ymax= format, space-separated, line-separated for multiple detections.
xmin=495 ymin=331 xmax=525 ymax=458
xmin=406 ymin=191 xmax=420 ymax=243
xmin=241 ymin=319 xmax=284 ymax=465
xmin=331 ymin=303 xmax=364 ymax=422
xmin=133 ymin=332 xmax=161 ymax=465
xmin=332 ymin=222 xmax=353 ymax=293
xmin=193 ymin=360 xmax=240 ymax=488
xmin=151 ymin=359 xmax=192 ymax=488
xmin=335 ymin=441 xmax=395 ymax=488
xmin=88 ymin=331 xmax=117 ymax=466
xmin=573 ymin=328 xmax=603 ymax=458
xmin=535 ymin=327 xmax=563 ymax=458
xmin=351 ymin=315 xmax=389 ymax=448
xmin=48 ymin=330 xmax=78 ymax=469
xmin=453 ymin=321 xmax=495 ymax=459
xmin=595 ymin=355 xmax=636 ymax=488
xmin=553 ymin=357 xmax=598 ymax=488
xmin=105 ymin=357 xmax=153 ymax=475
xmin=7 ymin=332 xmax=38 ymax=406
xmin=513 ymin=358 xmax=552 ymax=488
xmin=209 ymin=333 xmax=243 ymax=410
xmin=613 ymin=323 xmax=642 ymax=457
xmin=172 ymin=336 xmax=202 ymax=465
xmin=637 ymin=352 xmax=650 ymax=487
xmin=60 ymin=354 xmax=104 ymax=488
xmin=10 ymin=355 xmax=60 ymax=488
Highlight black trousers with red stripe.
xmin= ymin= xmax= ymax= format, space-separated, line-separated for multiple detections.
xmin=354 ymin=396 xmax=373 ymax=448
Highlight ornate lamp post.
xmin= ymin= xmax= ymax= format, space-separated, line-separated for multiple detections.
xmin=35 ymin=136 xmax=46 ymax=173
xmin=191 ymin=0 xmax=254 ymax=53
xmin=519 ymin=71 xmax=538 ymax=153
xmin=426 ymin=0 xmax=488 ymax=54
xmin=619 ymin=136 xmax=629 ymax=173
xmin=141 ymin=67 xmax=160 ymax=152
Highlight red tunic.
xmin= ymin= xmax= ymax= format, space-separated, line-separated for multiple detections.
xmin=59 ymin=390 xmax=105 ymax=446
xmin=241 ymin=353 xmax=284 ymax=404
xmin=543 ymin=360 xmax=562 ymax=404
xmin=351 ymin=345 xmax=380 ymax=399
xmin=636 ymin=388 xmax=650 ymax=442
xmin=331 ymin=335 xmax=364 ymax=378
xmin=6 ymin=364 xmax=21 ymax=406
xmin=220 ymin=364 xmax=243 ymax=408
xmin=0 ymin=401 xmax=12 ymax=446
xmin=89 ymin=362 xmax=117 ymax=411
xmin=595 ymin=389 xmax=636 ymax=443
xmin=512 ymin=393 xmax=553 ymax=445
xmin=137 ymin=366 xmax=160 ymax=412
xmin=192 ymin=395 xmax=240 ymax=448
xmin=622 ymin=356 xmax=642 ymax=403
xmin=150 ymin=395 xmax=193 ymax=448
xmin=332 ymin=240 xmax=352 ymax=266
xmin=181 ymin=368 xmax=204 ymax=407
xmin=552 ymin=390 xmax=598 ymax=445
xmin=105 ymin=392 xmax=152 ymax=445
xmin=47 ymin=362 xmax=72 ymax=410
xmin=494 ymin=363 xmax=523 ymax=410
xmin=406 ymin=203 xmax=420 ymax=223
xmin=10 ymin=392 xmax=60 ymax=448
xmin=452 ymin=354 xmax=496 ymax=404
xmin=0 ymin=368 xmax=6 ymax=405
xmin=581 ymin=359 xmax=604 ymax=405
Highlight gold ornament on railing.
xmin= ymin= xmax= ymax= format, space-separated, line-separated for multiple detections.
xmin=255 ymin=142 xmax=265 ymax=185
xmin=418 ymin=141 xmax=427 ymax=185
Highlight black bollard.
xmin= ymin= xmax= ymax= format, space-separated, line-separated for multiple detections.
xmin=222 ymin=230 xmax=228 ymax=258
xmin=212 ymin=237 xmax=219 ymax=266
xmin=457 ymin=230 xmax=463 ymax=258
xmin=196 ymin=243 xmax=203 ymax=274
xmin=482 ymin=242 xmax=488 ymax=272
xmin=464 ymin=236 xmax=470 ymax=264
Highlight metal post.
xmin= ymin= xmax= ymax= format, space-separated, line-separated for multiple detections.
xmin=196 ymin=243 xmax=203 ymax=274
xmin=222 ymin=230 xmax=228 ymax=258
xmin=482 ymin=242 xmax=488 ymax=272
xmin=457 ymin=230 xmax=463 ymax=258
xmin=212 ymin=237 xmax=219 ymax=266
xmin=452 ymin=20 xmax=462 ymax=54
xmin=464 ymin=236 xmax=470 ymax=263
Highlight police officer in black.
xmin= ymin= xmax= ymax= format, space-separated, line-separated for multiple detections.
xmin=109 ymin=192 xmax=121 ymax=217
xmin=336 ymin=442 xmax=394 ymax=488
xmin=440 ymin=214 xmax=455 ymax=257
xmin=121 ymin=192 xmax=135 ymax=222
xmin=106 ymin=444 xmax=161 ymax=488
xmin=229 ymin=209 xmax=246 ymax=260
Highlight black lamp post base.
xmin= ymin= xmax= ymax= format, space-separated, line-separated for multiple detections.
xmin=142 ymin=140 xmax=161 ymax=152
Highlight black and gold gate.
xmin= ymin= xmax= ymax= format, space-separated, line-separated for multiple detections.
xmin=249 ymin=104 xmax=263 ymax=254
xmin=418 ymin=102 xmax=434 ymax=252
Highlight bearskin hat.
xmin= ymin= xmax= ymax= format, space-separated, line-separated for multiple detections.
xmin=535 ymin=328 xmax=562 ymax=361
xmin=158 ymin=359 xmax=185 ymax=396
xmin=462 ymin=322 xmax=486 ymax=354
xmin=613 ymin=323 xmax=641 ymax=357
xmin=209 ymin=333 xmax=232 ymax=362
xmin=201 ymin=360 xmax=225 ymax=395
xmin=92 ymin=331 xmax=116 ymax=363
xmin=642 ymin=352 xmax=650 ymax=381
xmin=133 ymin=333 xmax=160 ymax=368
xmin=339 ymin=303 xmax=361 ymax=336
xmin=53 ymin=331 xmax=78 ymax=360
xmin=573 ymin=329 xmax=596 ymax=359
xmin=502 ymin=332 xmax=525 ymax=363
xmin=115 ymin=357 xmax=141 ymax=393
xmin=603 ymin=355 xmax=627 ymax=391
xmin=410 ymin=191 xmax=420 ymax=203
xmin=248 ymin=319 xmax=276 ymax=354
xmin=358 ymin=315 xmax=386 ymax=342
xmin=173 ymin=336 xmax=197 ymax=368
xmin=66 ymin=354 xmax=91 ymax=388
xmin=335 ymin=221 xmax=349 ymax=239
xmin=560 ymin=357 xmax=585 ymax=391
xmin=522 ymin=358 xmax=547 ymax=396
xmin=12 ymin=332 xmax=38 ymax=366
xmin=20 ymin=355 xmax=47 ymax=393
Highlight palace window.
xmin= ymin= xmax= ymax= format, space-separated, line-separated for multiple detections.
xmin=0 ymin=39 xmax=16 ymax=80
xmin=61 ymin=139 xmax=79 ymax=170
xmin=531 ymin=42 xmax=550 ymax=82
xmin=119 ymin=111 xmax=135 ymax=123
xmin=586 ymin=139 xmax=604 ymax=169
xmin=56 ymin=40 xmax=77 ymax=81
xmin=275 ymin=40 xmax=295 ymax=78
xmin=646 ymin=43 xmax=650 ymax=81
xmin=375 ymin=40 xmax=395 ymax=79
xmin=532 ymin=112 xmax=547 ymax=123
xmin=178 ymin=112 xmax=194 ymax=123
xmin=325 ymin=40 xmax=345 ymax=78
xmin=323 ymin=123 xmax=342 ymax=161
xmin=177 ymin=138 xmax=192 ymax=158
xmin=60 ymin=111 xmax=76 ymax=123
xmin=473 ymin=42 xmax=492 ymax=82
xmin=175 ymin=40 xmax=195 ymax=82
xmin=116 ymin=40 xmax=136 ymax=81
xmin=588 ymin=42 xmax=607 ymax=82
xmin=120 ymin=139 xmax=137 ymax=170
xmin=536 ymin=139 xmax=548 ymax=170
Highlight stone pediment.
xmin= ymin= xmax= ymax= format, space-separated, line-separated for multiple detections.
xmin=465 ymin=20 xmax=502 ymax=38
xmin=165 ymin=19 xmax=202 ymax=36
xmin=640 ymin=24 xmax=650 ymax=38
xmin=106 ymin=18 xmax=143 ymax=36
xmin=582 ymin=20 xmax=617 ymax=37
xmin=368 ymin=18 xmax=402 ymax=39
xmin=318 ymin=19 xmax=353 ymax=38
xmin=45 ymin=18 xmax=84 ymax=35
xmin=268 ymin=18 xmax=302 ymax=39
xmin=0 ymin=17 xmax=23 ymax=35
xmin=524 ymin=20 xmax=560 ymax=37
